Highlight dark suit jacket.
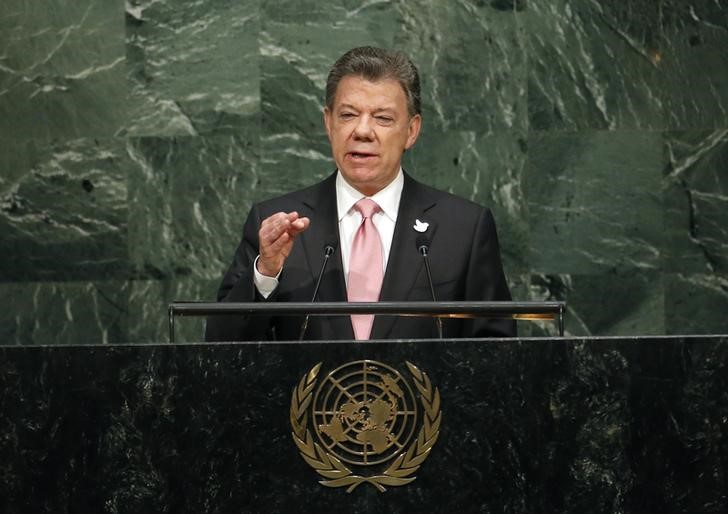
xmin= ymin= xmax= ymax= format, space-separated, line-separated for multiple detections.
xmin=205 ymin=171 xmax=516 ymax=341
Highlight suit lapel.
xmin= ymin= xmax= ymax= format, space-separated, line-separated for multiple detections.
xmin=371 ymin=173 xmax=437 ymax=339
xmin=299 ymin=173 xmax=354 ymax=339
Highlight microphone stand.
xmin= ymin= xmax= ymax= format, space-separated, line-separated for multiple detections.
xmin=299 ymin=243 xmax=336 ymax=340
xmin=417 ymin=240 xmax=444 ymax=339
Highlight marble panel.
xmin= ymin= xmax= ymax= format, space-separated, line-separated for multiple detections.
xmin=259 ymin=1 xmax=399 ymax=193
xmin=523 ymin=0 xmax=664 ymax=130
xmin=259 ymin=49 xmax=334 ymax=195
xmin=261 ymin=0 xmax=399 ymax=63
xmin=568 ymin=272 xmax=665 ymax=336
xmin=124 ymin=0 xmax=260 ymax=137
xmin=660 ymin=1 xmax=728 ymax=129
xmin=127 ymin=133 xmax=259 ymax=282
xmin=259 ymin=0 xmax=526 ymax=169
xmin=0 ymin=0 xmax=126 ymax=138
xmin=0 ymin=138 xmax=128 ymax=282
xmin=663 ymin=130 xmax=728 ymax=274
xmin=128 ymin=277 xmax=220 ymax=343
xmin=403 ymin=129 xmax=529 ymax=274
xmin=512 ymin=271 xmax=665 ymax=337
xmin=507 ymin=273 xmax=562 ymax=337
xmin=394 ymin=0 xmax=527 ymax=131
xmin=665 ymin=273 xmax=728 ymax=335
xmin=615 ymin=337 xmax=728 ymax=513
xmin=1 ymin=0 xmax=726 ymax=344
xmin=527 ymin=130 xmax=663 ymax=275
xmin=0 ymin=281 xmax=128 ymax=345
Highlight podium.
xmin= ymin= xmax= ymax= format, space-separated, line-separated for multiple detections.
xmin=2 ymin=335 xmax=727 ymax=513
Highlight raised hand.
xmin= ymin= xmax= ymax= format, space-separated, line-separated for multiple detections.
xmin=257 ymin=211 xmax=310 ymax=277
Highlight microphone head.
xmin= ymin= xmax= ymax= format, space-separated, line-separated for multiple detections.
xmin=415 ymin=235 xmax=430 ymax=255
xmin=323 ymin=238 xmax=338 ymax=257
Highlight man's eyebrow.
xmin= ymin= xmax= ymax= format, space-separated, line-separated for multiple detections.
xmin=336 ymin=104 xmax=397 ymax=113
xmin=337 ymin=103 xmax=359 ymax=111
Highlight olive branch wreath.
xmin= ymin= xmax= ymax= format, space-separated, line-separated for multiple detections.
xmin=290 ymin=361 xmax=441 ymax=493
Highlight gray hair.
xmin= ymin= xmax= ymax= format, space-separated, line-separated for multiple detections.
xmin=325 ymin=46 xmax=421 ymax=117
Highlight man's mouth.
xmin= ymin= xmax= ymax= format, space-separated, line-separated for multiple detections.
xmin=347 ymin=151 xmax=378 ymax=160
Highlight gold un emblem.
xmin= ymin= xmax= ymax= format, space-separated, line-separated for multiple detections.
xmin=290 ymin=360 xmax=442 ymax=492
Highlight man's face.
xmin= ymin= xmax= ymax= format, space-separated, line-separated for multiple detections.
xmin=324 ymin=75 xmax=421 ymax=196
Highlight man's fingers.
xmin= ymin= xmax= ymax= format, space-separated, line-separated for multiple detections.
xmin=257 ymin=229 xmax=291 ymax=277
xmin=257 ymin=212 xmax=310 ymax=277
xmin=260 ymin=212 xmax=292 ymax=242
xmin=289 ymin=216 xmax=310 ymax=234
xmin=260 ymin=212 xmax=309 ymax=242
xmin=263 ymin=230 xmax=292 ymax=255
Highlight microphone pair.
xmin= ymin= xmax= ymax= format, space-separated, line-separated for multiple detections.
xmin=298 ymin=235 xmax=443 ymax=340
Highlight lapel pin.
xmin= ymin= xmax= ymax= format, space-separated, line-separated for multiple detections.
xmin=413 ymin=219 xmax=429 ymax=233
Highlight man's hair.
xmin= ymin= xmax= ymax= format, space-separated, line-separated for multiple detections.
xmin=325 ymin=46 xmax=421 ymax=117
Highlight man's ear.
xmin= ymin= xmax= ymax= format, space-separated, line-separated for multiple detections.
xmin=405 ymin=114 xmax=422 ymax=150
xmin=323 ymin=107 xmax=333 ymax=140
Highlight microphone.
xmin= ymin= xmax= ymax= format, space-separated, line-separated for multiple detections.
xmin=416 ymin=235 xmax=443 ymax=339
xmin=299 ymin=240 xmax=338 ymax=340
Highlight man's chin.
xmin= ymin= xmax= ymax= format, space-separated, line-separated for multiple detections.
xmin=339 ymin=168 xmax=395 ymax=196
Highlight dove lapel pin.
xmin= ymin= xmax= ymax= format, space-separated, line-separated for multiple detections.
xmin=413 ymin=219 xmax=429 ymax=233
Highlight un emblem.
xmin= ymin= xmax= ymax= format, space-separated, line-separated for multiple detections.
xmin=290 ymin=360 xmax=441 ymax=492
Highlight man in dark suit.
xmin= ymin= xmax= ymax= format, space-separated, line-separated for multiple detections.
xmin=205 ymin=46 xmax=515 ymax=342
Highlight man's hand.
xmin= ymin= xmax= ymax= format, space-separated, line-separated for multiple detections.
xmin=257 ymin=211 xmax=310 ymax=277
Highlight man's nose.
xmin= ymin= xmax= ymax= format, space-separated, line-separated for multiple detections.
xmin=352 ymin=115 xmax=375 ymax=140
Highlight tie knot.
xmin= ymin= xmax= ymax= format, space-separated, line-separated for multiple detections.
xmin=354 ymin=198 xmax=380 ymax=219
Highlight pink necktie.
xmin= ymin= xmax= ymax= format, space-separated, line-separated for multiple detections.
xmin=348 ymin=198 xmax=384 ymax=340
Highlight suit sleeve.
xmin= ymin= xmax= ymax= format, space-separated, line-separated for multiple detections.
xmin=462 ymin=207 xmax=517 ymax=338
xmin=204 ymin=205 xmax=277 ymax=341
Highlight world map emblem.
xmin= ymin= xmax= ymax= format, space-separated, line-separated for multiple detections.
xmin=290 ymin=360 xmax=441 ymax=492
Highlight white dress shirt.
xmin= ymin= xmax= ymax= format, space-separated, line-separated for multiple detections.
xmin=254 ymin=169 xmax=404 ymax=297
xmin=336 ymin=169 xmax=402 ymax=286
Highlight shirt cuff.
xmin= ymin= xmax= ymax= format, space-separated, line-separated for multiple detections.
xmin=253 ymin=255 xmax=281 ymax=299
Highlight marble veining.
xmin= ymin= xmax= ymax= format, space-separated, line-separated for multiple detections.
xmin=0 ymin=0 xmax=127 ymax=138
xmin=1 ymin=0 xmax=728 ymax=342
xmin=124 ymin=0 xmax=260 ymax=137
xmin=664 ymin=130 xmax=728 ymax=274
xmin=0 ymin=138 xmax=128 ymax=282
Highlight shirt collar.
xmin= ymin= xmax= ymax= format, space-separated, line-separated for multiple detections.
xmin=336 ymin=169 xmax=404 ymax=222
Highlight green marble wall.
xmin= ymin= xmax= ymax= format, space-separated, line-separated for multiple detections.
xmin=1 ymin=0 xmax=727 ymax=343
